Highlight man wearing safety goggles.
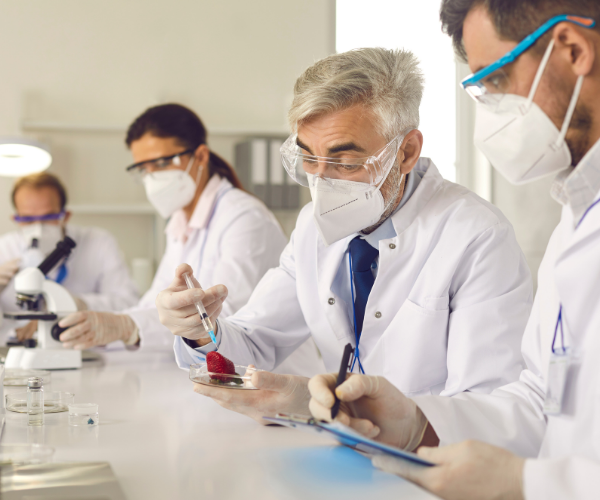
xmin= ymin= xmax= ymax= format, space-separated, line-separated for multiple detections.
xmin=156 ymin=48 xmax=532 ymax=431
xmin=306 ymin=2 xmax=600 ymax=499
xmin=0 ymin=172 xmax=139 ymax=344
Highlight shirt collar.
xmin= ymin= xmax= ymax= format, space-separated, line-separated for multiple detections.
xmin=551 ymin=137 xmax=600 ymax=225
xmin=361 ymin=166 xmax=424 ymax=249
xmin=166 ymin=175 xmax=231 ymax=241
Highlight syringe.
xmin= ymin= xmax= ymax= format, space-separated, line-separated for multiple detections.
xmin=182 ymin=272 xmax=217 ymax=345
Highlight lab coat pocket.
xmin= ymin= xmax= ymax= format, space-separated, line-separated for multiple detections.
xmin=382 ymin=299 xmax=449 ymax=395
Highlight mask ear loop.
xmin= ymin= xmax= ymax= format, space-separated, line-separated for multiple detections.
xmin=185 ymin=152 xmax=204 ymax=185
xmin=555 ymin=75 xmax=584 ymax=148
xmin=525 ymin=39 xmax=555 ymax=109
xmin=372 ymin=134 xmax=405 ymax=193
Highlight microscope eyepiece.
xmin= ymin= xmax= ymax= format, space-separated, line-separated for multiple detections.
xmin=38 ymin=236 xmax=77 ymax=276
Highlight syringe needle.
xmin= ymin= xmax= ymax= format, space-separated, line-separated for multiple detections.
xmin=183 ymin=272 xmax=217 ymax=344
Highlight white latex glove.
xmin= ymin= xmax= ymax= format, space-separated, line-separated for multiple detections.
xmin=193 ymin=369 xmax=311 ymax=424
xmin=373 ymin=440 xmax=525 ymax=500
xmin=57 ymin=311 xmax=138 ymax=350
xmin=156 ymin=263 xmax=228 ymax=344
xmin=0 ymin=258 xmax=20 ymax=289
xmin=308 ymin=373 xmax=428 ymax=450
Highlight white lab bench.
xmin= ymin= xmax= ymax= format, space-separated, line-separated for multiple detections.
xmin=2 ymin=349 xmax=438 ymax=500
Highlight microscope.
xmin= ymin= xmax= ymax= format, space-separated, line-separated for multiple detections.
xmin=4 ymin=237 xmax=82 ymax=370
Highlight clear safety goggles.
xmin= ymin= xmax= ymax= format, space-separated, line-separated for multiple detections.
xmin=125 ymin=148 xmax=195 ymax=182
xmin=461 ymin=14 xmax=595 ymax=107
xmin=280 ymin=133 xmax=403 ymax=188
xmin=13 ymin=211 xmax=66 ymax=224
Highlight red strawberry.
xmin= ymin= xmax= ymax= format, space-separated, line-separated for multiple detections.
xmin=206 ymin=352 xmax=236 ymax=382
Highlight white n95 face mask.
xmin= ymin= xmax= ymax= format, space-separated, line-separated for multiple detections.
xmin=474 ymin=39 xmax=583 ymax=185
xmin=308 ymin=174 xmax=396 ymax=246
xmin=142 ymin=158 xmax=199 ymax=219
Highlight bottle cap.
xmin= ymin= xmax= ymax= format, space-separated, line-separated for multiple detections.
xmin=27 ymin=377 xmax=43 ymax=389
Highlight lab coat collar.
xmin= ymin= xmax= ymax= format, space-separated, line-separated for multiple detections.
xmin=316 ymin=157 xmax=441 ymax=344
xmin=166 ymin=175 xmax=232 ymax=241
xmin=361 ymin=167 xmax=424 ymax=249
xmin=551 ymin=137 xmax=600 ymax=226
xmin=389 ymin=157 xmax=443 ymax=237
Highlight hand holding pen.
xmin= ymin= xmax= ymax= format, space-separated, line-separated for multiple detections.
xmin=331 ymin=343 xmax=354 ymax=419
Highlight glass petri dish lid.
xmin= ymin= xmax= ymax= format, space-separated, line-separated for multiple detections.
xmin=0 ymin=443 xmax=55 ymax=465
xmin=189 ymin=363 xmax=260 ymax=390
xmin=4 ymin=369 xmax=51 ymax=386
xmin=5 ymin=391 xmax=75 ymax=413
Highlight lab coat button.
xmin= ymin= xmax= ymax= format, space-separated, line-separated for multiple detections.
xmin=328 ymin=298 xmax=335 ymax=305
xmin=375 ymin=311 xmax=382 ymax=318
xmin=389 ymin=243 xmax=396 ymax=249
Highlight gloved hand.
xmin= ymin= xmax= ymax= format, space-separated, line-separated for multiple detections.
xmin=156 ymin=263 xmax=228 ymax=344
xmin=193 ymin=369 xmax=311 ymax=424
xmin=308 ymin=373 xmax=429 ymax=450
xmin=69 ymin=292 xmax=88 ymax=311
xmin=373 ymin=440 xmax=525 ymax=500
xmin=57 ymin=311 xmax=138 ymax=350
xmin=0 ymin=258 xmax=20 ymax=291
xmin=16 ymin=320 xmax=38 ymax=341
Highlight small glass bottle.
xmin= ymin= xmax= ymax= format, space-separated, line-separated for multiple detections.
xmin=27 ymin=377 xmax=44 ymax=426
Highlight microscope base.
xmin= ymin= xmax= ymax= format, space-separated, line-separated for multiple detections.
xmin=6 ymin=347 xmax=82 ymax=370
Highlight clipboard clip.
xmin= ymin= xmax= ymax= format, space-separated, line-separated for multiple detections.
xmin=275 ymin=413 xmax=318 ymax=425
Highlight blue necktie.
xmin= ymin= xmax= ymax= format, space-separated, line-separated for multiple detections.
xmin=349 ymin=236 xmax=379 ymax=337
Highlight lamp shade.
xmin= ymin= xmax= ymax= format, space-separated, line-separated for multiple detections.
xmin=0 ymin=137 xmax=52 ymax=177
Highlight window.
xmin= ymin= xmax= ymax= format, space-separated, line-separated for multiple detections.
xmin=336 ymin=0 xmax=457 ymax=181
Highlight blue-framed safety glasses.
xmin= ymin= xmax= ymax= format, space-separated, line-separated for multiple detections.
xmin=461 ymin=14 xmax=596 ymax=105
xmin=13 ymin=211 xmax=66 ymax=224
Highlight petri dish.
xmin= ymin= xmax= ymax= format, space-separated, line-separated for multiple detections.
xmin=4 ymin=369 xmax=51 ymax=386
xmin=189 ymin=363 xmax=260 ymax=390
xmin=0 ymin=444 xmax=54 ymax=465
xmin=5 ymin=391 xmax=75 ymax=413
xmin=68 ymin=403 xmax=99 ymax=426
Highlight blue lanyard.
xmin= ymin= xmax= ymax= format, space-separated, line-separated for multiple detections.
xmin=348 ymin=251 xmax=365 ymax=374
xmin=552 ymin=196 xmax=600 ymax=354
xmin=197 ymin=187 xmax=234 ymax=271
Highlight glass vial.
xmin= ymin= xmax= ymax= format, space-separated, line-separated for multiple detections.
xmin=27 ymin=377 xmax=44 ymax=426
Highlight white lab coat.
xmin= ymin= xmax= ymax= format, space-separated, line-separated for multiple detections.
xmin=129 ymin=175 xmax=323 ymax=377
xmin=175 ymin=160 xmax=532 ymax=397
xmin=415 ymin=180 xmax=600 ymax=498
xmin=0 ymin=224 xmax=139 ymax=343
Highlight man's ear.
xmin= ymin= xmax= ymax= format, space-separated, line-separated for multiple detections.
xmin=553 ymin=22 xmax=597 ymax=77
xmin=63 ymin=211 xmax=72 ymax=224
xmin=398 ymin=130 xmax=423 ymax=175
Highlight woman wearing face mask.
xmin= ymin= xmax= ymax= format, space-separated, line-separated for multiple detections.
xmin=55 ymin=103 xmax=323 ymax=377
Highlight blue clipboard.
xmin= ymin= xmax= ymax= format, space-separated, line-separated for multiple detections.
xmin=263 ymin=413 xmax=434 ymax=467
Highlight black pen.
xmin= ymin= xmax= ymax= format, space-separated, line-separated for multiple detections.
xmin=331 ymin=343 xmax=354 ymax=420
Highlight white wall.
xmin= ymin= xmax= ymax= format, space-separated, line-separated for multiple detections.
xmin=336 ymin=0 xmax=457 ymax=181
xmin=0 ymin=0 xmax=335 ymax=283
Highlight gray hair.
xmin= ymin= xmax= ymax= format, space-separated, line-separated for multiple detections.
xmin=288 ymin=47 xmax=424 ymax=140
